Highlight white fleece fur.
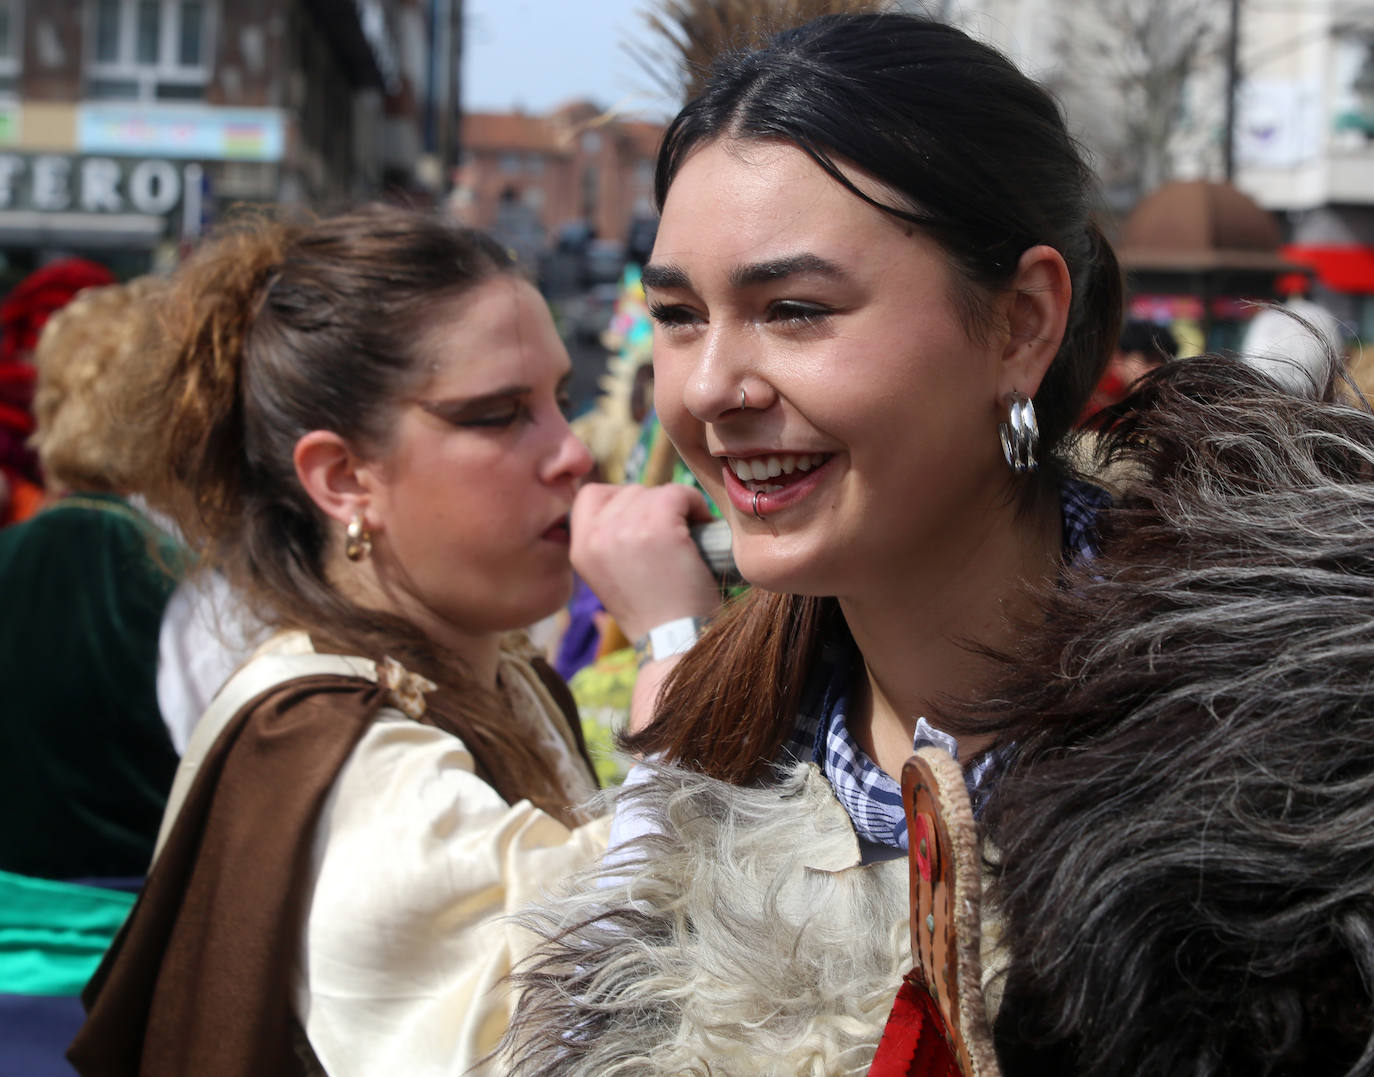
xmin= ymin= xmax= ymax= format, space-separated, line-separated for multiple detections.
xmin=504 ymin=762 xmax=910 ymax=1076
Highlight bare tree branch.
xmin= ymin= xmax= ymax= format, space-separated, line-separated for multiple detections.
xmin=1052 ymin=0 xmax=1226 ymax=205
xmin=628 ymin=0 xmax=894 ymax=105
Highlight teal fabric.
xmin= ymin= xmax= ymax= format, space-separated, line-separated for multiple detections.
xmin=0 ymin=494 xmax=183 ymax=879
xmin=0 ymin=869 xmax=134 ymax=996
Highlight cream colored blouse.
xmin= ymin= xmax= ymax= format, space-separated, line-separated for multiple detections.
xmin=163 ymin=630 xmax=610 ymax=1076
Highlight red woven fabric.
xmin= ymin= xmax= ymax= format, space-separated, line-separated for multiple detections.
xmin=0 ymin=258 xmax=115 ymax=364
xmin=868 ymin=972 xmax=961 ymax=1077
xmin=0 ymin=259 xmax=115 ymax=494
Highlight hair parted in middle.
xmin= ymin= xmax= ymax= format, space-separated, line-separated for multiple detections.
xmin=624 ymin=11 xmax=1123 ymax=782
xmin=129 ymin=204 xmax=578 ymax=818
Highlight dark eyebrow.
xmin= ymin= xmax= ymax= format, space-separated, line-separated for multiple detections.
xmin=641 ymin=262 xmax=690 ymax=290
xmin=729 ymin=253 xmax=847 ymax=288
xmin=431 ymin=384 xmax=530 ymax=405
xmin=642 ymin=253 xmax=848 ymax=293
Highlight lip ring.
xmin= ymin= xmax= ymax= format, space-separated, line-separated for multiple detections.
xmin=752 ymin=490 xmax=765 ymax=519
xmin=720 ymin=452 xmax=836 ymax=520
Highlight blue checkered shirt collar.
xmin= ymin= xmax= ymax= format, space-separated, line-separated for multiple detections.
xmin=787 ymin=477 xmax=1109 ymax=853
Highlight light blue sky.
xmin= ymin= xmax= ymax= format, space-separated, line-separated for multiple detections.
xmin=463 ymin=0 xmax=677 ymax=119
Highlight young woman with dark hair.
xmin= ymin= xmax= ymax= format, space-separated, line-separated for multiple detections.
xmin=581 ymin=10 xmax=1122 ymax=785
xmin=507 ymin=12 xmax=1374 ymax=1077
xmin=509 ymin=10 xmax=1119 ymax=1073
xmin=64 ymin=205 xmax=689 ymax=1077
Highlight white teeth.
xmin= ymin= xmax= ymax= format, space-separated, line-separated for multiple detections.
xmin=729 ymin=453 xmax=828 ymax=480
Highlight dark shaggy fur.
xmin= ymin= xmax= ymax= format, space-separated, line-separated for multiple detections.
xmin=975 ymin=356 xmax=1374 ymax=1076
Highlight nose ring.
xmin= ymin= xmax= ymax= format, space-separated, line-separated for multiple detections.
xmin=739 ymin=387 xmax=747 ymax=410
xmin=752 ymin=490 xmax=765 ymax=520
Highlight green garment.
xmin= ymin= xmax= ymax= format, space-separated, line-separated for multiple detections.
xmin=570 ymin=645 xmax=637 ymax=787
xmin=0 ymin=494 xmax=183 ymax=880
xmin=0 ymin=868 xmax=134 ymax=995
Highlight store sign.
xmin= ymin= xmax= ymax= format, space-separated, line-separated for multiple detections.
xmin=0 ymin=154 xmax=192 ymax=215
xmin=77 ymin=104 xmax=285 ymax=162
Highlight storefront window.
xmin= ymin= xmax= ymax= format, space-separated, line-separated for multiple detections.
xmin=136 ymin=0 xmax=160 ymax=64
xmin=179 ymin=1 xmax=203 ymax=66
xmin=86 ymin=0 xmax=213 ymax=101
xmin=94 ymin=0 xmax=120 ymax=63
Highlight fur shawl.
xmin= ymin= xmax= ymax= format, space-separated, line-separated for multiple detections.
xmin=504 ymin=762 xmax=910 ymax=1076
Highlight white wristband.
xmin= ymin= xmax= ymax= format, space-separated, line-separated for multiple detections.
xmin=632 ymin=616 xmax=707 ymax=668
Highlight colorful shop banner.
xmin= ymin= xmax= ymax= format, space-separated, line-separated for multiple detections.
xmin=76 ymin=105 xmax=285 ymax=162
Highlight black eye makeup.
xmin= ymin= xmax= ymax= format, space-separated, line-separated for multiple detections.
xmin=414 ymin=373 xmax=575 ymax=430
xmin=415 ymin=395 xmax=526 ymax=429
xmin=767 ymin=300 xmax=833 ymax=327
xmin=646 ymin=300 xmax=703 ymax=329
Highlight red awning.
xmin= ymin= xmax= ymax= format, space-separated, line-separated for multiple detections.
xmin=1281 ymin=244 xmax=1374 ymax=294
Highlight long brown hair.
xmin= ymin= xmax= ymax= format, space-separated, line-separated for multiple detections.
xmin=132 ymin=205 xmax=579 ymax=818
xmin=624 ymin=13 xmax=1123 ymax=781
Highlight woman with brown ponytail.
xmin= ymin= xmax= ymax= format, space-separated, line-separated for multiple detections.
xmin=65 ymin=205 xmax=669 ymax=1076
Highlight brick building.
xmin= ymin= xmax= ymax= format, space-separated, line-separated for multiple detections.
xmin=0 ymin=0 xmax=461 ymax=278
xmin=453 ymin=100 xmax=662 ymax=265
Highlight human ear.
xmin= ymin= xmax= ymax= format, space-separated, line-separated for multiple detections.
xmin=998 ymin=244 xmax=1072 ymax=398
xmin=293 ymin=430 xmax=373 ymax=528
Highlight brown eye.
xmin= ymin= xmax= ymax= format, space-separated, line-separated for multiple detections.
xmin=647 ymin=301 xmax=703 ymax=329
xmin=768 ymin=301 xmax=831 ymax=326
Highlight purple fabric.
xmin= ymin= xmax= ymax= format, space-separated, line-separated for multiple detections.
xmin=0 ymin=995 xmax=84 ymax=1075
xmin=554 ymin=577 xmax=605 ymax=681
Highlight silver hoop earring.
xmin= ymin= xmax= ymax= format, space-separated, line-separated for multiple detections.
xmin=345 ymin=513 xmax=373 ymax=561
xmin=998 ymin=391 xmax=1039 ymax=474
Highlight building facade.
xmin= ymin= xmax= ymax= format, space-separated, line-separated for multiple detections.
xmin=0 ymin=0 xmax=460 ymax=280
xmin=1232 ymin=0 xmax=1374 ymax=339
xmin=453 ymin=100 xmax=662 ymax=268
xmin=953 ymin=0 xmax=1374 ymax=343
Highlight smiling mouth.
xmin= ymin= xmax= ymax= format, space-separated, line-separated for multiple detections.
xmin=726 ymin=452 xmax=831 ymax=492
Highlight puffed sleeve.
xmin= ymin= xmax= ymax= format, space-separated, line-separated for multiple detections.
xmin=292 ymin=708 xmax=611 ymax=1076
